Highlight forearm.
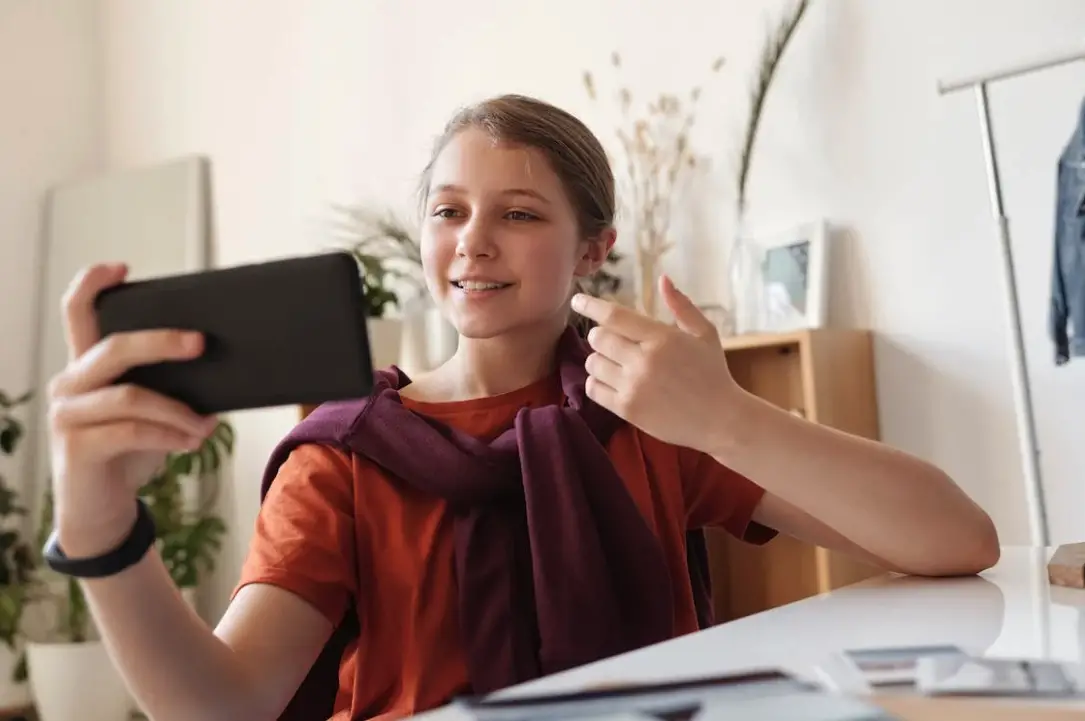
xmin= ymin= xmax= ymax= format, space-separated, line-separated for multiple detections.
xmin=713 ymin=389 xmax=1000 ymax=576
xmin=71 ymin=546 xmax=260 ymax=721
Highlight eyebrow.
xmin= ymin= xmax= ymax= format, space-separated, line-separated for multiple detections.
xmin=430 ymin=183 xmax=552 ymax=205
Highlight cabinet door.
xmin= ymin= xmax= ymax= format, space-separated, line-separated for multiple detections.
xmin=709 ymin=330 xmax=882 ymax=620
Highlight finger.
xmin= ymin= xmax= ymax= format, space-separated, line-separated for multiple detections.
xmin=585 ymin=351 xmax=624 ymax=390
xmin=52 ymin=329 xmax=204 ymax=397
xmin=68 ymin=420 xmax=205 ymax=463
xmin=585 ymin=375 xmax=622 ymax=414
xmin=586 ymin=325 xmax=639 ymax=365
xmin=50 ymin=384 xmax=216 ymax=438
xmin=660 ymin=275 xmax=717 ymax=340
xmin=62 ymin=263 xmax=129 ymax=362
xmin=571 ymin=293 xmax=659 ymax=342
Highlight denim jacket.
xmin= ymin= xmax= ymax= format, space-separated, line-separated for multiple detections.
xmin=1051 ymin=96 xmax=1085 ymax=365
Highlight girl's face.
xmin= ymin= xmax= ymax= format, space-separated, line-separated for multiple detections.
xmin=420 ymin=127 xmax=609 ymax=340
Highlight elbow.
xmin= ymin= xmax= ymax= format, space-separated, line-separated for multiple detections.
xmin=950 ymin=482 xmax=1002 ymax=575
xmin=892 ymin=473 xmax=1002 ymax=577
xmin=968 ymin=511 xmax=1002 ymax=573
xmin=911 ymin=505 xmax=1002 ymax=578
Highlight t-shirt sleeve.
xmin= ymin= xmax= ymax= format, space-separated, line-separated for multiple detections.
xmin=680 ymin=446 xmax=778 ymax=545
xmin=232 ymin=443 xmax=357 ymax=626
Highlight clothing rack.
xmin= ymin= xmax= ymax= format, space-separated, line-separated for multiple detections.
xmin=937 ymin=41 xmax=1085 ymax=548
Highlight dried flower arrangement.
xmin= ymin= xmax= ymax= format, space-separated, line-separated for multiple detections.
xmin=583 ymin=52 xmax=725 ymax=318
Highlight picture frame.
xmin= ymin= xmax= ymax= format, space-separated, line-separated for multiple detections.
xmin=695 ymin=303 xmax=733 ymax=338
xmin=747 ymin=219 xmax=829 ymax=333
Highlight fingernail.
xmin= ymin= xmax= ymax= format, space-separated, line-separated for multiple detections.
xmin=571 ymin=294 xmax=586 ymax=312
xmin=184 ymin=332 xmax=204 ymax=352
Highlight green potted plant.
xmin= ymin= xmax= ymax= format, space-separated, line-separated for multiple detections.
xmin=329 ymin=204 xmax=424 ymax=318
xmin=328 ymin=203 xmax=427 ymax=370
xmin=0 ymin=389 xmax=36 ymax=713
xmin=141 ymin=419 xmax=232 ymax=596
xmin=24 ymin=420 xmax=234 ymax=721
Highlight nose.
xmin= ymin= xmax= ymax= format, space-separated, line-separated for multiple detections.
xmin=455 ymin=216 xmax=496 ymax=259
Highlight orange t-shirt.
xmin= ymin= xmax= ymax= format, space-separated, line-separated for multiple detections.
xmin=234 ymin=374 xmax=774 ymax=721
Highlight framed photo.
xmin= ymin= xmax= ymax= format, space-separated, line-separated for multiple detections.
xmin=747 ymin=219 xmax=829 ymax=333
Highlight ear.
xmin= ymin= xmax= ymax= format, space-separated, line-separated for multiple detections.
xmin=574 ymin=227 xmax=617 ymax=277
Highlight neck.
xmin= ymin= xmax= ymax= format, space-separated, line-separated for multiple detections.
xmin=439 ymin=319 xmax=568 ymax=400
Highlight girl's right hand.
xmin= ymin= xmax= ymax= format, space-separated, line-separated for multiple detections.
xmin=46 ymin=263 xmax=218 ymax=557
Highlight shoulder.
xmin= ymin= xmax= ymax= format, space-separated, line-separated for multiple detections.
xmin=259 ymin=396 xmax=376 ymax=500
xmin=276 ymin=442 xmax=354 ymax=478
xmin=263 ymin=443 xmax=355 ymax=513
xmin=297 ymin=397 xmax=374 ymax=438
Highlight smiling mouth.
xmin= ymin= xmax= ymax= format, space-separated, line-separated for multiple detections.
xmin=452 ymin=280 xmax=514 ymax=291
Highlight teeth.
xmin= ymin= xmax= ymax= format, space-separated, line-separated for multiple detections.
xmin=456 ymin=281 xmax=506 ymax=291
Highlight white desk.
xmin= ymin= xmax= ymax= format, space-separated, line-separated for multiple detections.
xmin=417 ymin=545 xmax=1085 ymax=719
xmin=501 ymin=545 xmax=1084 ymax=697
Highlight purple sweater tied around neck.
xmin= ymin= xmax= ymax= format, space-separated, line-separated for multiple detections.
xmin=260 ymin=326 xmax=714 ymax=721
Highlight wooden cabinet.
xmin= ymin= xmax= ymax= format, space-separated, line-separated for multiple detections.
xmin=704 ymin=328 xmax=883 ymax=622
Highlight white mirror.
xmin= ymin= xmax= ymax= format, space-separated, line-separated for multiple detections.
xmin=27 ymin=155 xmax=212 ymax=504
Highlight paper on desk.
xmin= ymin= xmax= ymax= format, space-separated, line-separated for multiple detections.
xmin=690 ymin=691 xmax=901 ymax=721
xmin=815 ymin=646 xmax=968 ymax=694
xmin=479 ymin=693 xmax=901 ymax=721
xmin=550 ymin=696 xmax=902 ymax=721
xmin=915 ymin=656 xmax=1085 ymax=698
xmin=460 ymin=671 xmax=819 ymax=721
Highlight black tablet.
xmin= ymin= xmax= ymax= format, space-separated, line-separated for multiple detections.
xmin=93 ymin=251 xmax=374 ymax=415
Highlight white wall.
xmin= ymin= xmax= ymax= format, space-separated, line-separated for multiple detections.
xmin=0 ymin=0 xmax=102 ymax=492
xmin=95 ymin=0 xmax=1085 ymax=618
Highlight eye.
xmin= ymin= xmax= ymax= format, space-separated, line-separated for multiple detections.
xmin=506 ymin=210 xmax=539 ymax=222
xmin=432 ymin=207 xmax=462 ymax=219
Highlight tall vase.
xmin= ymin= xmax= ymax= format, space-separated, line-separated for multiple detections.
xmin=636 ymin=228 xmax=667 ymax=319
xmin=397 ymin=305 xmax=458 ymax=376
xmin=727 ymin=214 xmax=762 ymax=336
xmin=366 ymin=317 xmax=404 ymax=371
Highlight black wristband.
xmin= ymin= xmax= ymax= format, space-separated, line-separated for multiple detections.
xmin=43 ymin=499 xmax=157 ymax=579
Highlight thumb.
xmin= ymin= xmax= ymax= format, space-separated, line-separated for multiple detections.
xmin=660 ymin=275 xmax=716 ymax=340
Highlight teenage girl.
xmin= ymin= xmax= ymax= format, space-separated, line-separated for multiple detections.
xmin=44 ymin=94 xmax=999 ymax=721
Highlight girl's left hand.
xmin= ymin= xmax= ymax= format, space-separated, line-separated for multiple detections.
xmin=571 ymin=275 xmax=741 ymax=454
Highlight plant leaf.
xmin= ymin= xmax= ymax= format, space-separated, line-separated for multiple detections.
xmin=13 ymin=651 xmax=26 ymax=682
xmin=0 ymin=425 xmax=19 ymax=455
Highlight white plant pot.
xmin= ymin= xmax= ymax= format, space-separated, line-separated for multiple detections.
xmin=396 ymin=311 xmax=430 ymax=378
xmin=396 ymin=307 xmax=458 ymax=377
xmin=27 ymin=640 xmax=129 ymax=721
xmin=425 ymin=307 xmax=458 ymax=368
xmin=0 ymin=644 xmax=30 ymax=713
xmin=367 ymin=317 xmax=403 ymax=371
